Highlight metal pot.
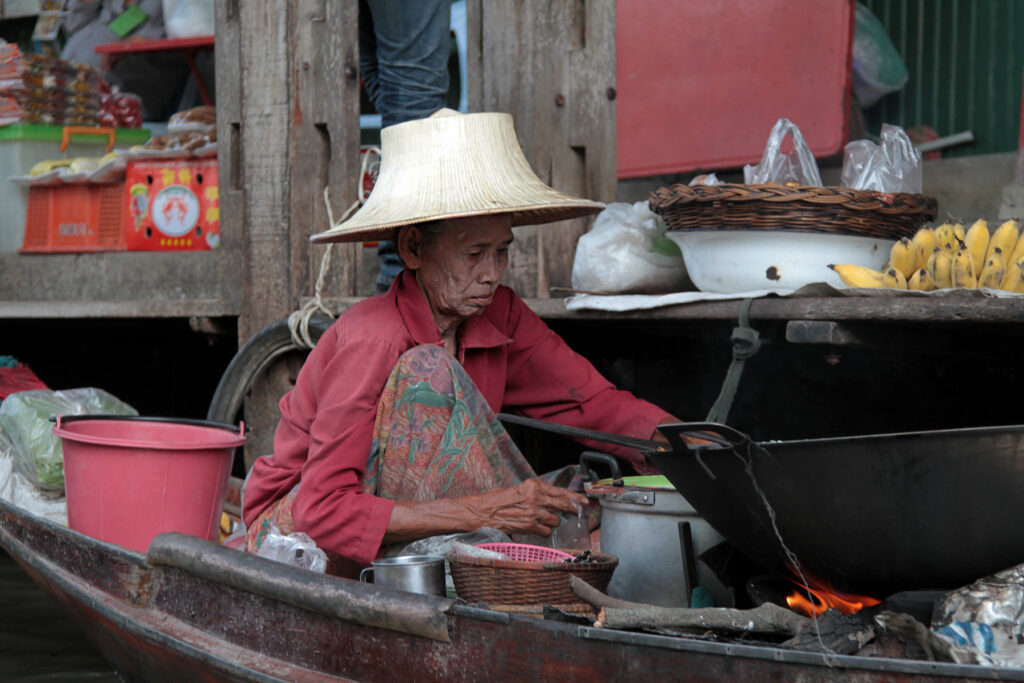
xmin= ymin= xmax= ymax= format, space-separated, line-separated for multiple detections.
xmin=582 ymin=453 xmax=728 ymax=607
xmin=359 ymin=555 xmax=446 ymax=596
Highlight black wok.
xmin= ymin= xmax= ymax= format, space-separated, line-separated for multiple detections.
xmin=649 ymin=422 xmax=1024 ymax=598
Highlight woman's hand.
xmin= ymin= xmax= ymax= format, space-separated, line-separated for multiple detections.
xmin=384 ymin=478 xmax=589 ymax=543
xmin=469 ymin=478 xmax=589 ymax=537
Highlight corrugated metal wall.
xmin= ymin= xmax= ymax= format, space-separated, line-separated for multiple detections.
xmin=862 ymin=0 xmax=1024 ymax=158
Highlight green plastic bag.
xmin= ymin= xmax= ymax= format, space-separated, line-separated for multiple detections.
xmin=852 ymin=2 xmax=909 ymax=107
xmin=0 ymin=388 xmax=137 ymax=492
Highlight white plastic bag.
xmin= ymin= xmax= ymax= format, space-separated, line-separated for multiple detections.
xmin=841 ymin=123 xmax=922 ymax=193
xmin=165 ymin=0 xmax=215 ymax=39
xmin=571 ymin=201 xmax=687 ymax=294
xmin=743 ymin=118 xmax=823 ymax=187
xmin=255 ymin=524 xmax=327 ymax=573
xmin=0 ymin=447 xmax=68 ymax=526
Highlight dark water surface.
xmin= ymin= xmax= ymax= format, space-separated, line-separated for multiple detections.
xmin=0 ymin=550 xmax=119 ymax=682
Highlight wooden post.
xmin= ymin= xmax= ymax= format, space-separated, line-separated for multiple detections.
xmin=217 ymin=0 xmax=361 ymax=343
xmin=466 ymin=0 xmax=617 ymax=297
xmin=216 ymin=0 xmax=361 ymax=465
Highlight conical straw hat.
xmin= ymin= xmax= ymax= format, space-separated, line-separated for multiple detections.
xmin=310 ymin=109 xmax=605 ymax=243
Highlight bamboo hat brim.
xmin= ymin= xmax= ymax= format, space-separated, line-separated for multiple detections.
xmin=310 ymin=109 xmax=605 ymax=244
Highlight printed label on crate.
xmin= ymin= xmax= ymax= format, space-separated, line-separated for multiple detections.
xmin=123 ymin=159 xmax=219 ymax=251
xmin=151 ymin=185 xmax=200 ymax=237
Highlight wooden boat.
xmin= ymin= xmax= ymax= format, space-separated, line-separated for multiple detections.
xmin=2 ymin=492 xmax=1024 ymax=682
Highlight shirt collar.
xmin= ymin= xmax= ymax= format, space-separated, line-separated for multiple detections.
xmin=393 ymin=269 xmax=512 ymax=351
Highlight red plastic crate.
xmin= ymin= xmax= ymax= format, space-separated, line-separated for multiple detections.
xmin=124 ymin=158 xmax=220 ymax=251
xmin=20 ymin=183 xmax=127 ymax=253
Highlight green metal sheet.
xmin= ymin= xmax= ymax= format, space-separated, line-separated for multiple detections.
xmin=862 ymin=0 xmax=1024 ymax=158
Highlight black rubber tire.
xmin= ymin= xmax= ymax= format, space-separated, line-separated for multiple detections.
xmin=207 ymin=313 xmax=334 ymax=444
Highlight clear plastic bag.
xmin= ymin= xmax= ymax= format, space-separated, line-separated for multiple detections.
xmin=743 ymin=118 xmax=823 ymax=187
xmin=931 ymin=562 xmax=1024 ymax=667
xmin=393 ymin=527 xmax=510 ymax=559
xmin=255 ymin=524 xmax=327 ymax=573
xmin=840 ymin=123 xmax=922 ymax=194
xmin=551 ymin=500 xmax=591 ymax=550
xmin=571 ymin=201 xmax=687 ymax=294
xmin=0 ymin=388 xmax=137 ymax=492
xmin=689 ymin=173 xmax=723 ymax=186
xmin=450 ymin=540 xmax=509 ymax=560
xmin=851 ymin=2 xmax=909 ymax=107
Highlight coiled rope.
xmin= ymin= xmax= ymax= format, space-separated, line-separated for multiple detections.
xmin=287 ymin=147 xmax=380 ymax=349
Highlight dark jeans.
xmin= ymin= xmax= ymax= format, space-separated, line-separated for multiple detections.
xmin=359 ymin=0 xmax=450 ymax=292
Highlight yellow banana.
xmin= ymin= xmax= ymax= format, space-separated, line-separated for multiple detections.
xmin=985 ymin=219 xmax=1019 ymax=266
xmin=908 ymin=268 xmax=937 ymax=291
xmin=909 ymin=227 xmax=937 ymax=273
xmin=828 ymin=263 xmax=887 ymax=288
xmin=882 ymin=267 xmax=907 ymax=289
xmin=888 ymin=237 xmax=915 ymax=279
xmin=927 ymin=247 xmax=953 ymax=289
xmin=964 ymin=219 xmax=990 ymax=274
xmin=952 ymin=222 xmax=965 ymax=244
xmin=999 ymin=258 xmax=1023 ymax=292
xmin=978 ymin=248 xmax=1006 ymax=290
xmin=1008 ymin=230 xmax=1024 ymax=267
xmin=951 ymin=245 xmax=977 ymax=288
xmin=933 ymin=223 xmax=957 ymax=253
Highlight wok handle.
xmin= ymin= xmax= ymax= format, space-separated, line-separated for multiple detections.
xmin=655 ymin=422 xmax=750 ymax=453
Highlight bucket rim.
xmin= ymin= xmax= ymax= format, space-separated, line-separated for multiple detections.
xmin=53 ymin=414 xmax=246 ymax=450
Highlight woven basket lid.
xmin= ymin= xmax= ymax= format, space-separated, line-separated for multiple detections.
xmin=310 ymin=109 xmax=605 ymax=244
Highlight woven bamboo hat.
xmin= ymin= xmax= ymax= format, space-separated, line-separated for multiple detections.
xmin=310 ymin=109 xmax=605 ymax=243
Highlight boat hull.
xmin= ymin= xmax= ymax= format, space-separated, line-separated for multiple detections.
xmin=1 ymin=497 xmax=1021 ymax=683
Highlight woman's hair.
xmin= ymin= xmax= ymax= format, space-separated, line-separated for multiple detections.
xmin=396 ymin=220 xmax=449 ymax=247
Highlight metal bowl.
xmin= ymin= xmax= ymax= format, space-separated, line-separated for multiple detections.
xmin=664 ymin=229 xmax=894 ymax=294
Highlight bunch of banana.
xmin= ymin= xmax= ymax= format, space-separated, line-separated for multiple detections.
xmin=829 ymin=218 xmax=1024 ymax=292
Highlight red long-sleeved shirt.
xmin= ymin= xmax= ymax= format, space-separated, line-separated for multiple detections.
xmin=242 ymin=269 xmax=672 ymax=566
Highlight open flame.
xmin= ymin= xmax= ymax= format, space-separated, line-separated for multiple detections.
xmin=785 ymin=580 xmax=881 ymax=617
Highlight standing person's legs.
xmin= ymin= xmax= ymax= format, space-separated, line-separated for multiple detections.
xmin=360 ymin=0 xmax=451 ymax=292
xmin=362 ymin=0 xmax=451 ymax=128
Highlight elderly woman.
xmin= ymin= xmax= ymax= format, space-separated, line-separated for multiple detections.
xmin=243 ymin=110 xmax=684 ymax=571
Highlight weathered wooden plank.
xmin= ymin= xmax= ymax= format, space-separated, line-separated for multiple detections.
xmin=313 ymin=294 xmax=1024 ymax=325
xmin=569 ymin=0 xmax=616 ymax=202
xmin=0 ymin=251 xmax=238 ymax=306
xmin=307 ymin=0 xmax=363 ymax=300
xmin=227 ymin=0 xmax=362 ymax=463
xmin=467 ymin=0 xmax=615 ymax=298
xmin=0 ymin=299 xmax=235 ymax=319
xmin=234 ymin=2 xmax=293 ymax=341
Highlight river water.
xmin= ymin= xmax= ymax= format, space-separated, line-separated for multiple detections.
xmin=0 ymin=550 xmax=118 ymax=682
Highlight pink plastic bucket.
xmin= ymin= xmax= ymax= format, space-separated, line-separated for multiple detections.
xmin=54 ymin=415 xmax=245 ymax=553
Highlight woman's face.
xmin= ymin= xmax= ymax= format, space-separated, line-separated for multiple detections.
xmin=399 ymin=215 xmax=514 ymax=331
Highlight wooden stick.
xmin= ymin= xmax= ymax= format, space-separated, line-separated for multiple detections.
xmin=571 ymin=576 xmax=808 ymax=636
xmin=598 ymin=602 xmax=808 ymax=636
xmin=569 ymin=575 xmax=646 ymax=610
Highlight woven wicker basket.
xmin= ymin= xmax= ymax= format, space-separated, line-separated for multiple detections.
xmin=649 ymin=183 xmax=938 ymax=240
xmin=449 ymin=550 xmax=617 ymax=605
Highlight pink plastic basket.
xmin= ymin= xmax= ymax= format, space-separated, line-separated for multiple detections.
xmin=477 ymin=543 xmax=575 ymax=563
